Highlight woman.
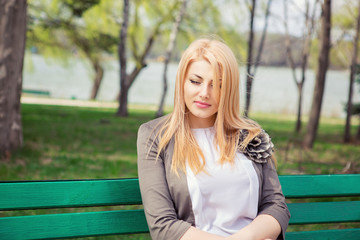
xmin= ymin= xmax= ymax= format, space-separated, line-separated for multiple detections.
xmin=137 ymin=38 xmax=290 ymax=240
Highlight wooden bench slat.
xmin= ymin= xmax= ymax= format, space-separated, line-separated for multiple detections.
xmin=279 ymin=174 xmax=360 ymax=198
xmin=286 ymin=228 xmax=360 ymax=240
xmin=0 ymin=179 xmax=142 ymax=210
xmin=2 ymin=175 xmax=359 ymax=211
xmin=288 ymin=201 xmax=360 ymax=224
xmin=0 ymin=210 xmax=148 ymax=240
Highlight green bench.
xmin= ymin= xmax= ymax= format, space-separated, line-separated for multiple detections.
xmin=1 ymin=174 xmax=359 ymax=239
xmin=22 ymin=89 xmax=50 ymax=97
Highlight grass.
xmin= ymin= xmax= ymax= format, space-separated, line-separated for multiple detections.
xmin=1 ymin=103 xmax=359 ymax=239
xmin=1 ymin=104 xmax=153 ymax=180
xmin=250 ymin=112 xmax=360 ymax=175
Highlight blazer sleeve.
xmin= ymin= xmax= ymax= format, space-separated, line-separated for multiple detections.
xmin=137 ymin=123 xmax=192 ymax=240
xmin=258 ymin=161 xmax=291 ymax=240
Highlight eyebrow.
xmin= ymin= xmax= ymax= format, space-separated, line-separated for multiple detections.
xmin=192 ymin=74 xmax=203 ymax=80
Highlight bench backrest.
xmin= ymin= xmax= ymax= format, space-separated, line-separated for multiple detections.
xmin=280 ymin=174 xmax=360 ymax=240
xmin=0 ymin=174 xmax=359 ymax=239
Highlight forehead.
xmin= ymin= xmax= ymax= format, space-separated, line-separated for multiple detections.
xmin=187 ymin=60 xmax=214 ymax=79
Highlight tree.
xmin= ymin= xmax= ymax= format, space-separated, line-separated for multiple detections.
xmin=0 ymin=0 xmax=27 ymax=158
xmin=303 ymin=0 xmax=332 ymax=149
xmin=244 ymin=0 xmax=273 ymax=117
xmin=353 ymin=72 xmax=360 ymax=141
xmin=244 ymin=0 xmax=256 ymax=117
xmin=283 ymin=0 xmax=319 ymax=133
xmin=117 ymin=0 xmax=129 ymax=117
xmin=344 ymin=1 xmax=360 ymax=143
xmin=252 ymin=0 xmax=273 ymax=77
xmin=116 ymin=0 xmax=182 ymax=117
xmin=356 ymin=73 xmax=360 ymax=141
xmin=28 ymin=0 xmax=118 ymax=100
xmin=156 ymin=0 xmax=188 ymax=118
xmin=174 ymin=0 xmax=230 ymax=54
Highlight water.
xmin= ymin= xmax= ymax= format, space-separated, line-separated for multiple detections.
xmin=23 ymin=54 xmax=360 ymax=118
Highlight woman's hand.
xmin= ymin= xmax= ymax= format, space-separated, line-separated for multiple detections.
xmin=225 ymin=214 xmax=280 ymax=240
xmin=181 ymin=214 xmax=280 ymax=240
xmin=180 ymin=227 xmax=225 ymax=240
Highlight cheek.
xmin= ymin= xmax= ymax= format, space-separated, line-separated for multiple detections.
xmin=184 ymin=82 xmax=193 ymax=99
xmin=183 ymin=83 xmax=191 ymax=105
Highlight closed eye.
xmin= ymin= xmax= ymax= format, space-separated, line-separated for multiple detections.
xmin=190 ymin=79 xmax=201 ymax=85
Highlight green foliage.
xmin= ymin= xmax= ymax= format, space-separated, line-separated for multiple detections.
xmin=27 ymin=0 xmax=247 ymax=66
xmin=26 ymin=0 xmax=360 ymax=71
xmin=126 ymin=0 xmax=183 ymax=64
xmin=180 ymin=0 xmax=223 ymax=39
xmin=170 ymin=0 xmax=247 ymax=62
xmin=27 ymin=0 xmax=119 ymax=60
xmin=331 ymin=0 xmax=360 ymax=68
xmin=62 ymin=0 xmax=101 ymax=17
xmin=332 ymin=0 xmax=358 ymax=30
xmin=351 ymin=103 xmax=360 ymax=115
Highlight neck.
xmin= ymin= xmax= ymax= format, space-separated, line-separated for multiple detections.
xmin=188 ymin=114 xmax=216 ymax=129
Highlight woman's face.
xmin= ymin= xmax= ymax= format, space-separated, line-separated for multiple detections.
xmin=184 ymin=59 xmax=219 ymax=128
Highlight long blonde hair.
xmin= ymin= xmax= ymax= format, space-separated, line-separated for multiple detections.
xmin=156 ymin=38 xmax=262 ymax=175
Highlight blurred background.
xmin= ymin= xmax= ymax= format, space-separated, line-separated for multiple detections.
xmin=1 ymin=0 xmax=360 ymax=238
xmin=22 ymin=0 xmax=360 ymax=118
xmin=1 ymin=0 xmax=360 ymax=179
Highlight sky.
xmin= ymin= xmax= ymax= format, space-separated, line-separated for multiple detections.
xmin=220 ymin=0 xmax=350 ymax=37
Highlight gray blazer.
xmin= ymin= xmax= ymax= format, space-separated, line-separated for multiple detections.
xmin=137 ymin=116 xmax=290 ymax=240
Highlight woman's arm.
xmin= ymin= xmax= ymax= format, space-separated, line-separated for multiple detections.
xmin=137 ymin=122 xmax=191 ymax=240
xmin=225 ymin=214 xmax=281 ymax=240
xmin=256 ymin=161 xmax=290 ymax=239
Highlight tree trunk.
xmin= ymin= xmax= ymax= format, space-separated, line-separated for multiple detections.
xmin=284 ymin=0 xmax=301 ymax=131
xmin=118 ymin=82 xmax=129 ymax=117
xmin=117 ymin=0 xmax=130 ymax=117
xmin=244 ymin=0 xmax=256 ymax=117
xmin=156 ymin=0 xmax=187 ymax=118
xmin=0 ymin=0 xmax=27 ymax=158
xmin=303 ymin=0 xmax=331 ymax=149
xmin=117 ymin=10 xmax=165 ymax=117
xmin=295 ymin=84 xmax=303 ymax=132
xmin=284 ymin=0 xmax=318 ymax=133
xmin=253 ymin=0 xmax=272 ymax=77
xmin=89 ymin=60 xmax=104 ymax=100
xmin=344 ymin=1 xmax=360 ymax=143
xmin=116 ymin=1 xmax=173 ymax=117
xmin=356 ymin=118 xmax=360 ymax=141
xmin=118 ymin=65 xmax=146 ymax=115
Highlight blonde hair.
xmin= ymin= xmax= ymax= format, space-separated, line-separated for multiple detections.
xmin=155 ymin=38 xmax=262 ymax=175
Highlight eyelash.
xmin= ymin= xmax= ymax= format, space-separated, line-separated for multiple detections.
xmin=190 ymin=80 xmax=201 ymax=85
xmin=189 ymin=79 xmax=218 ymax=88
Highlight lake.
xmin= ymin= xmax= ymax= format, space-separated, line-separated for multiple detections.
xmin=23 ymin=54 xmax=360 ymax=118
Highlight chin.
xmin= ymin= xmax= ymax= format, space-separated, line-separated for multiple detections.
xmin=194 ymin=112 xmax=216 ymax=120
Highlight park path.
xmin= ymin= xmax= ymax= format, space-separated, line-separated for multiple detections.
xmin=21 ymin=96 xmax=117 ymax=108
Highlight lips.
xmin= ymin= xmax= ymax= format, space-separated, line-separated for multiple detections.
xmin=194 ymin=101 xmax=211 ymax=108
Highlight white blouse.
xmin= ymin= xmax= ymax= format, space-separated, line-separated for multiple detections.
xmin=186 ymin=127 xmax=259 ymax=237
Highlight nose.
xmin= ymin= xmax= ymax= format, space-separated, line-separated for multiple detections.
xmin=199 ymin=84 xmax=210 ymax=99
